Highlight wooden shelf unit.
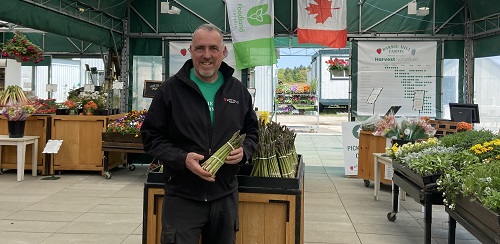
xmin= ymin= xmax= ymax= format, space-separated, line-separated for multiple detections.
xmin=50 ymin=115 xmax=125 ymax=176
xmin=357 ymin=130 xmax=392 ymax=185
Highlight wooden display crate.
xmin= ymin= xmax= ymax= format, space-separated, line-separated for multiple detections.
xmin=357 ymin=130 xmax=392 ymax=186
xmin=50 ymin=115 xmax=125 ymax=176
xmin=0 ymin=115 xmax=51 ymax=175
xmin=428 ymin=119 xmax=459 ymax=137
xmin=143 ymin=157 xmax=304 ymax=244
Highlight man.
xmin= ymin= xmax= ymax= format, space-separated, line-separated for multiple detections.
xmin=141 ymin=24 xmax=259 ymax=244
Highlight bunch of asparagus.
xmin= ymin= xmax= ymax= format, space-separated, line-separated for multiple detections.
xmin=276 ymin=130 xmax=298 ymax=178
xmin=251 ymin=124 xmax=281 ymax=177
xmin=201 ymin=131 xmax=246 ymax=176
xmin=251 ymin=121 xmax=298 ymax=178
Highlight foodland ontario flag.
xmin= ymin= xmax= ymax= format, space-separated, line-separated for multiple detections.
xmin=226 ymin=0 xmax=277 ymax=69
xmin=297 ymin=0 xmax=347 ymax=48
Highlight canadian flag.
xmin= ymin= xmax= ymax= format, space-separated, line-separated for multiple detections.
xmin=297 ymin=0 xmax=347 ymax=48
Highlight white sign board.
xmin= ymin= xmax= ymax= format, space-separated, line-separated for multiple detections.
xmin=357 ymin=41 xmax=437 ymax=117
xmin=46 ymin=84 xmax=57 ymax=92
xmin=169 ymin=41 xmax=242 ymax=80
xmin=42 ymin=140 xmax=63 ymax=154
xmin=413 ymin=90 xmax=425 ymax=111
xmin=342 ymin=122 xmax=362 ymax=176
xmin=112 ymin=81 xmax=124 ymax=90
xmin=384 ymin=165 xmax=393 ymax=180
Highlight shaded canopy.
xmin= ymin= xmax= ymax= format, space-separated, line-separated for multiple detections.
xmin=0 ymin=0 xmax=499 ymax=57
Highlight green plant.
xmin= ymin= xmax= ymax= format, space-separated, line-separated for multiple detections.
xmin=402 ymin=146 xmax=457 ymax=176
xmin=1 ymin=31 xmax=44 ymax=63
xmin=309 ymin=79 xmax=317 ymax=94
xmin=438 ymin=160 xmax=500 ymax=214
xmin=438 ymin=129 xmax=497 ymax=150
xmin=386 ymin=137 xmax=438 ymax=161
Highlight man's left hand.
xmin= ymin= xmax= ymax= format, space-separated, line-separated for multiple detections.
xmin=225 ymin=147 xmax=244 ymax=165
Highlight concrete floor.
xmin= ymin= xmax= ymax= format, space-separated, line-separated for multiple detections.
xmin=0 ymin=133 xmax=480 ymax=243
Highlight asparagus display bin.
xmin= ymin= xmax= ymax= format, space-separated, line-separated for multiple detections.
xmin=142 ymin=156 xmax=305 ymax=244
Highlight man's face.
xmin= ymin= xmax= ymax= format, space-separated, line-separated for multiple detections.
xmin=190 ymin=29 xmax=227 ymax=83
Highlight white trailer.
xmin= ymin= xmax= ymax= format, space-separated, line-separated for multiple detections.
xmin=310 ymin=49 xmax=350 ymax=112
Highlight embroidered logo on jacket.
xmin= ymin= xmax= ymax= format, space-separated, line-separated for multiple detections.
xmin=224 ymin=98 xmax=239 ymax=104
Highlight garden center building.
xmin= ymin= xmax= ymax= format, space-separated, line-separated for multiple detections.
xmin=0 ymin=1 xmax=499 ymax=243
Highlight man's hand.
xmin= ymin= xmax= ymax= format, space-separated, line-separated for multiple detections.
xmin=225 ymin=147 xmax=244 ymax=165
xmin=185 ymin=152 xmax=215 ymax=182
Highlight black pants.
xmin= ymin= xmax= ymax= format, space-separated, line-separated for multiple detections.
xmin=160 ymin=191 xmax=239 ymax=244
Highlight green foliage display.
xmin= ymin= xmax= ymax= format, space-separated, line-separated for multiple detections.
xmin=438 ymin=160 xmax=500 ymax=214
xmin=438 ymin=129 xmax=497 ymax=150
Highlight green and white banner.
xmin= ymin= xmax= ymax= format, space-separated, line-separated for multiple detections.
xmin=226 ymin=0 xmax=277 ymax=69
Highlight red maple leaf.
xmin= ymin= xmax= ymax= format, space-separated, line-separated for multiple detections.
xmin=305 ymin=0 xmax=333 ymax=24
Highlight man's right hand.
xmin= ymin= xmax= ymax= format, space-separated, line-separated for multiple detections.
xmin=185 ymin=152 xmax=215 ymax=182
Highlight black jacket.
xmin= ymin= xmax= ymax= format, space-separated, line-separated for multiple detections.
xmin=141 ymin=59 xmax=259 ymax=201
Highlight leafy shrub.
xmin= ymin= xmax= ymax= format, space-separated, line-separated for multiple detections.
xmin=438 ymin=129 xmax=497 ymax=150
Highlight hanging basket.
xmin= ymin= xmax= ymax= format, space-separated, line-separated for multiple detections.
xmin=330 ymin=69 xmax=344 ymax=77
xmin=14 ymin=56 xmax=23 ymax=62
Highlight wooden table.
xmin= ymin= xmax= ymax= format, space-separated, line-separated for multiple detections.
xmin=0 ymin=135 xmax=39 ymax=181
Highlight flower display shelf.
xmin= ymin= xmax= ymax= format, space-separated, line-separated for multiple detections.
xmin=390 ymin=171 xmax=444 ymax=244
xmin=446 ymin=196 xmax=500 ymax=243
xmin=456 ymin=197 xmax=500 ymax=232
xmin=102 ymin=133 xmax=142 ymax=144
xmin=392 ymin=160 xmax=441 ymax=189
xmin=143 ymin=155 xmax=304 ymax=244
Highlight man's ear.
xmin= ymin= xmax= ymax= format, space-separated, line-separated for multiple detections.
xmin=223 ymin=46 xmax=228 ymax=59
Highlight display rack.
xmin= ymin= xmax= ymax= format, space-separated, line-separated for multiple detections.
xmin=275 ymin=92 xmax=319 ymax=132
xmin=388 ymin=162 xmax=444 ymax=244
xmin=143 ymin=156 xmax=305 ymax=244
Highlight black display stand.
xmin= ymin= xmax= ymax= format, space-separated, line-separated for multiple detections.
xmin=388 ymin=166 xmax=444 ymax=244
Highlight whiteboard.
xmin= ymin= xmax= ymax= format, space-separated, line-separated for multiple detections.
xmin=357 ymin=41 xmax=437 ymax=117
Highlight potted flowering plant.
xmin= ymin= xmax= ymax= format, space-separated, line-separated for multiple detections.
xmin=83 ymin=101 xmax=97 ymax=115
xmin=1 ymin=31 xmax=44 ymax=63
xmin=64 ymin=100 xmax=79 ymax=115
xmin=1 ymin=102 xmax=38 ymax=138
xmin=325 ymin=58 xmax=349 ymax=76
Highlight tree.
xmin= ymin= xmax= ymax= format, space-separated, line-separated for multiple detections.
xmin=278 ymin=66 xmax=310 ymax=83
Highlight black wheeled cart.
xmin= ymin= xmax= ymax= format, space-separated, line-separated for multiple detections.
xmin=388 ymin=161 xmax=444 ymax=244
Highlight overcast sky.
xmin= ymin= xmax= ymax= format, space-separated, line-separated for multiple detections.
xmin=276 ymin=48 xmax=317 ymax=69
